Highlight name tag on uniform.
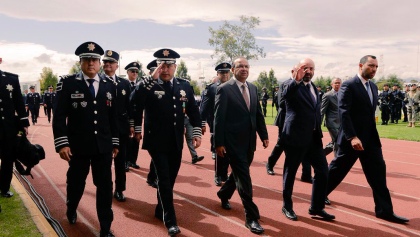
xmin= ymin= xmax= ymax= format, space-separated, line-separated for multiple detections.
xmin=71 ymin=93 xmax=84 ymax=99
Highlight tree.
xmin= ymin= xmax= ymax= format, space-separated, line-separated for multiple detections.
xmin=252 ymin=69 xmax=278 ymax=98
xmin=375 ymin=74 xmax=404 ymax=89
xmin=190 ymin=80 xmax=201 ymax=95
xmin=208 ymin=15 xmax=266 ymax=64
xmin=134 ymin=60 xmax=146 ymax=79
xmin=38 ymin=67 xmax=58 ymax=92
xmin=176 ymin=60 xmax=191 ymax=80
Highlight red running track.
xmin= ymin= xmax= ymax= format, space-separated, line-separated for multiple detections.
xmin=25 ymin=115 xmax=420 ymax=237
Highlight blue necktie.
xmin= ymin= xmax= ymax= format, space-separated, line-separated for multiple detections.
xmin=365 ymin=82 xmax=373 ymax=105
xmin=306 ymin=83 xmax=316 ymax=106
xmin=87 ymin=79 xmax=95 ymax=98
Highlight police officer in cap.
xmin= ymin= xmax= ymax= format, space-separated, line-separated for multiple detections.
xmin=379 ymin=83 xmax=394 ymax=125
xmin=53 ymin=41 xmax=118 ymax=237
xmin=261 ymin=87 xmax=269 ymax=117
xmin=132 ymin=48 xmax=202 ymax=236
xmin=200 ymin=62 xmax=231 ymax=186
xmin=102 ymin=50 xmax=131 ymax=202
xmin=0 ymin=66 xmax=30 ymax=202
xmin=43 ymin=85 xmax=56 ymax=123
xmin=273 ymin=85 xmax=280 ymax=112
xmin=125 ymin=61 xmax=141 ymax=171
xmin=391 ymin=83 xmax=403 ymax=124
xmin=25 ymin=85 xmax=41 ymax=125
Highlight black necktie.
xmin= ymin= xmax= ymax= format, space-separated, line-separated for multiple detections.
xmin=306 ymin=83 xmax=316 ymax=106
xmin=87 ymin=79 xmax=95 ymax=98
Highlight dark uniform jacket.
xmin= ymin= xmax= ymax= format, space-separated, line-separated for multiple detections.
xmin=214 ymin=78 xmax=268 ymax=153
xmin=337 ymin=75 xmax=381 ymax=150
xmin=26 ymin=92 xmax=41 ymax=108
xmin=43 ymin=92 xmax=56 ymax=106
xmin=378 ymin=90 xmax=394 ymax=107
xmin=0 ymin=71 xmax=30 ymax=138
xmin=132 ymin=77 xmax=201 ymax=151
xmin=199 ymin=80 xmax=221 ymax=131
xmin=52 ymin=72 xmax=119 ymax=155
xmin=261 ymin=92 xmax=269 ymax=102
xmin=108 ymin=76 xmax=131 ymax=135
xmin=392 ymin=90 xmax=404 ymax=106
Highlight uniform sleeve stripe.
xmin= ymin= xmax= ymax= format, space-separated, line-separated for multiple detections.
xmin=55 ymin=141 xmax=69 ymax=147
xmin=54 ymin=136 xmax=68 ymax=141
xmin=20 ymin=117 xmax=28 ymax=120
xmin=201 ymin=121 xmax=206 ymax=127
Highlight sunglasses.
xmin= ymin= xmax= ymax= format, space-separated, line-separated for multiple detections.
xmin=130 ymin=70 xmax=138 ymax=74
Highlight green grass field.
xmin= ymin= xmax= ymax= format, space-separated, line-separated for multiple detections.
xmin=0 ymin=186 xmax=42 ymax=237
xmin=263 ymin=102 xmax=420 ymax=142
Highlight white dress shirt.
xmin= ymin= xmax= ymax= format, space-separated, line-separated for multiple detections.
xmin=233 ymin=77 xmax=250 ymax=106
xmin=83 ymin=73 xmax=100 ymax=97
xmin=357 ymin=73 xmax=370 ymax=91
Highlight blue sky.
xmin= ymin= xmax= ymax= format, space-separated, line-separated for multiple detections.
xmin=1 ymin=0 xmax=419 ymax=84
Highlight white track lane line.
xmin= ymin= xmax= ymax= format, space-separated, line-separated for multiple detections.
xmin=184 ymin=160 xmax=420 ymax=236
xmin=30 ymin=123 xmax=100 ymax=237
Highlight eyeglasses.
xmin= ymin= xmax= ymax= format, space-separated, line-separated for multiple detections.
xmin=130 ymin=70 xmax=138 ymax=74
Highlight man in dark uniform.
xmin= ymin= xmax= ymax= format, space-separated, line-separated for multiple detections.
xmin=261 ymin=87 xmax=269 ymax=117
xmin=200 ymin=62 xmax=231 ymax=186
xmin=273 ymin=85 xmax=279 ymax=112
xmin=132 ymin=48 xmax=202 ymax=236
xmin=378 ymin=84 xmax=394 ymax=125
xmin=103 ymin=50 xmax=131 ymax=202
xmin=0 ymin=69 xmax=30 ymax=201
xmin=125 ymin=62 xmax=141 ymax=171
xmin=25 ymin=86 xmax=41 ymax=125
xmin=52 ymin=41 xmax=119 ymax=237
xmin=43 ymin=85 xmax=56 ymax=123
xmin=391 ymin=83 xmax=403 ymax=124
xmin=42 ymin=90 xmax=48 ymax=116
xmin=317 ymin=85 xmax=324 ymax=99
xmin=402 ymin=84 xmax=410 ymax=122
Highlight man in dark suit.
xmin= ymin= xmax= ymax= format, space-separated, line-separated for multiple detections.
xmin=53 ymin=42 xmax=119 ymax=237
xmin=326 ymin=55 xmax=409 ymax=224
xmin=25 ymin=86 xmax=41 ymax=125
xmin=200 ymin=62 xmax=231 ymax=186
xmin=321 ymin=77 xmax=342 ymax=157
xmin=43 ymin=85 xmax=56 ymax=123
xmin=266 ymin=66 xmax=313 ymax=184
xmin=214 ymin=57 xmax=268 ymax=234
xmin=103 ymin=50 xmax=131 ymax=202
xmin=281 ymin=58 xmax=334 ymax=221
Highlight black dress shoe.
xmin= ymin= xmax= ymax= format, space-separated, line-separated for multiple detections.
xmin=66 ymin=209 xmax=77 ymax=224
xmin=125 ymin=163 xmax=130 ymax=172
xmin=282 ymin=207 xmax=297 ymax=221
xmin=129 ymin=163 xmax=140 ymax=169
xmin=221 ymin=199 xmax=231 ymax=210
xmin=325 ymin=197 xmax=331 ymax=205
xmin=147 ymin=179 xmax=158 ymax=188
xmin=214 ymin=176 xmax=222 ymax=186
xmin=220 ymin=175 xmax=228 ymax=182
xmin=301 ymin=176 xmax=313 ymax=184
xmin=376 ymin=212 xmax=409 ymax=223
xmin=245 ymin=219 xmax=264 ymax=234
xmin=100 ymin=230 xmax=115 ymax=237
xmin=167 ymin=225 xmax=181 ymax=236
xmin=309 ymin=208 xmax=335 ymax=220
xmin=192 ymin=155 xmax=204 ymax=164
xmin=114 ymin=191 xmax=126 ymax=202
xmin=266 ymin=163 xmax=275 ymax=175
xmin=1 ymin=191 xmax=14 ymax=198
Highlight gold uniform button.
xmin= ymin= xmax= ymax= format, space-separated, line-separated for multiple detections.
xmin=94 ymin=131 xmax=97 ymax=134
xmin=174 ymin=122 xmax=176 ymax=125
xmin=174 ymin=105 xmax=176 ymax=108
xmin=94 ymin=111 xmax=97 ymax=114
xmin=0 ymin=108 xmax=3 ymax=111
xmin=174 ymin=114 xmax=176 ymax=117
xmin=173 ymin=96 xmax=175 ymax=100
xmin=94 ymin=121 xmax=97 ymax=124
xmin=94 ymin=101 xmax=97 ymax=104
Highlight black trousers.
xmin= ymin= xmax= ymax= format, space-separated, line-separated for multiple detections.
xmin=44 ymin=105 xmax=47 ymax=115
xmin=326 ymin=146 xmax=393 ymax=215
xmin=391 ymin=104 xmax=402 ymax=122
xmin=268 ymin=126 xmax=312 ymax=178
xmin=66 ymin=152 xmax=113 ymax=232
xmin=381 ymin=105 xmax=390 ymax=123
xmin=148 ymin=147 xmax=183 ymax=228
xmin=114 ymin=134 xmax=128 ymax=192
xmin=324 ymin=127 xmax=339 ymax=157
xmin=29 ymin=106 xmax=39 ymax=123
xmin=0 ymin=137 xmax=16 ymax=193
xmin=127 ymin=136 xmax=140 ymax=164
xmin=262 ymin=101 xmax=267 ymax=116
xmin=46 ymin=105 xmax=53 ymax=122
xmin=147 ymin=160 xmax=157 ymax=181
xmin=283 ymin=135 xmax=328 ymax=211
xmin=403 ymin=104 xmax=408 ymax=121
xmin=217 ymin=147 xmax=260 ymax=220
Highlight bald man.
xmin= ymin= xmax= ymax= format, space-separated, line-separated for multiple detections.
xmin=280 ymin=58 xmax=334 ymax=221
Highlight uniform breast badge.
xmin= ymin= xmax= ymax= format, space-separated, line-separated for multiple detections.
xmin=72 ymin=102 xmax=78 ymax=108
xmin=81 ymin=101 xmax=87 ymax=107
xmin=180 ymin=90 xmax=188 ymax=113
xmin=122 ymin=89 xmax=126 ymax=96
xmin=6 ymin=84 xmax=13 ymax=98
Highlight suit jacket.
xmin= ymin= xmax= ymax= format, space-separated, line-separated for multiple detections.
xmin=52 ymin=72 xmax=119 ymax=155
xmin=336 ymin=75 xmax=381 ymax=150
xmin=321 ymin=90 xmax=340 ymax=129
xmin=281 ymin=79 xmax=323 ymax=146
xmin=214 ymin=78 xmax=268 ymax=153
xmin=273 ymin=78 xmax=292 ymax=127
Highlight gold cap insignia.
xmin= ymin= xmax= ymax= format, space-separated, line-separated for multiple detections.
xmin=107 ymin=51 xmax=113 ymax=56
xmin=223 ymin=63 xmax=227 ymax=67
xmin=163 ymin=50 xmax=170 ymax=57
xmin=134 ymin=63 xmax=137 ymax=66
xmin=87 ymin=43 xmax=96 ymax=51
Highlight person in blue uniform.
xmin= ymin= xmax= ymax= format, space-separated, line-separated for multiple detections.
xmin=132 ymin=48 xmax=202 ymax=236
xmin=125 ymin=62 xmax=141 ymax=171
xmin=43 ymin=85 xmax=56 ymax=123
xmin=25 ymin=86 xmax=41 ymax=125
xmin=261 ymin=87 xmax=269 ymax=116
xmin=378 ymin=84 xmax=394 ymax=125
xmin=103 ymin=50 xmax=131 ymax=202
xmin=390 ymin=83 xmax=403 ymax=124
xmin=200 ymin=62 xmax=231 ymax=186
xmin=52 ymin=41 xmax=119 ymax=237
xmin=0 ymin=69 xmax=30 ymax=201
